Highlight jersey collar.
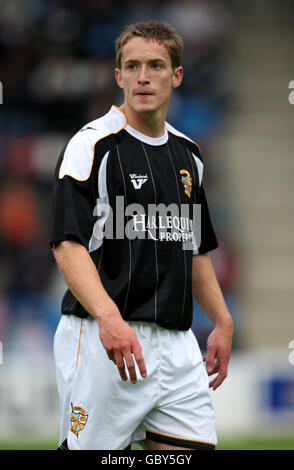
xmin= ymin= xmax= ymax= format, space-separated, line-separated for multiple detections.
xmin=110 ymin=105 xmax=168 ymax=146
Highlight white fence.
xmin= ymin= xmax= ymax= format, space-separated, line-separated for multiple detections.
xmin=0 ymin=356 xmax=59 ymax=440
xmin=211 ymin=350 xmax=294 ymax=438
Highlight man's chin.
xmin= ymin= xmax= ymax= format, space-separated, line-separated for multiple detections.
xmin=132 ymin=102 xmax=157 ymax=114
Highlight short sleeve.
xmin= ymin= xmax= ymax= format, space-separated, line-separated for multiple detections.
xmin=190 ymin=150 xmax=219 ymax=255
xmin=49 ymin=133 xmax=97 ymax=250
xmin=194 ymin=183 xmax=219 ymax=254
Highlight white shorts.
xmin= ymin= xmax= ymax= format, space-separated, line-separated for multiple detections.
xmin=54 ymin=315 xmax=217 ymax=450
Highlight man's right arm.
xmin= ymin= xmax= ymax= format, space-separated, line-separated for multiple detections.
xmin=53 ymin=239 xmax=147 ymax=384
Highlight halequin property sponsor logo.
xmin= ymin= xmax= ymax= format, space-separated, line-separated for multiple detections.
xmin=92 ymin=196 xmax=201 ymax=251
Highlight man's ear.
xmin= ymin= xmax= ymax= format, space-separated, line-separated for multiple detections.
xmin=115 ymin=68 xmax=123 ymax=89
xmin=172 ymin=66 xmax=183 ymax=88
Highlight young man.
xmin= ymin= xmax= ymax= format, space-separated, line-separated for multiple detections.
xmin=50 ymin=21 xmax=233 ymax=451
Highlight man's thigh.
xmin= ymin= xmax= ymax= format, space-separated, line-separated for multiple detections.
xmin=139 ymin=328 xmax=217 ymax=451
xmin=55 ymin=316 xmax=159 ymax=450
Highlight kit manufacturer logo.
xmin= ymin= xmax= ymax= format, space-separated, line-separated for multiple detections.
xmin=130 ymin=173 xmax=148 ymax=189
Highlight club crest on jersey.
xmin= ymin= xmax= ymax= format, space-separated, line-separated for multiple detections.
xmin=180 ymin=169 xmax=192 ymax=198
xmin=130 ymin=173 xmax=148 ymax=189
xmin=70 ymin=403 xmax=88 ymax=437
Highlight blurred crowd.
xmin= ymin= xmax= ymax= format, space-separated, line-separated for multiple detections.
xmin=0 ymin=0 xmax=240 ymax=359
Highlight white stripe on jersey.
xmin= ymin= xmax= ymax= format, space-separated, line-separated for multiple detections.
xmin=116 ymin=145 xmax=132 ymax=317
xmin=165 ymin=121 xmax=201 ymax=151
xmin=166 ymin=142 xmax=187 ymax=329
xmin=141 ymin=143 xmax=159 ymax=323
xmin=58 ymin=106 xmax=126 ymax=181
xmin=192 ymin=153 xmax=204 ymax=186
xmin=88 ymin=151 xmax=110 ymax=253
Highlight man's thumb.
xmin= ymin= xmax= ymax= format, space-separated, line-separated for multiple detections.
xmin=204 ymin=351 xmax=215 ymax=374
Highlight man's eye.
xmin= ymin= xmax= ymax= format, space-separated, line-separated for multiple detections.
xmin=127 ymin=64 xmax=136 ymax=70
xmin=151 ymin=63 xmax=160 ymax=69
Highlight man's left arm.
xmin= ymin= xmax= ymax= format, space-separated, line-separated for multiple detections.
xmin=192 ymin=253 xmax=233 ymax=390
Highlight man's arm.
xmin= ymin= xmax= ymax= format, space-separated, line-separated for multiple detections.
xmin=192 ymin=253 xmax=233 ymax=390
xmin=53 ymin=239 xmax=147 ymax=384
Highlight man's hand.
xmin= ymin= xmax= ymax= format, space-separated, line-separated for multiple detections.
xmin=192 ymin=253 xmax=233 ymax=390
xmin=203 ymin=320 xmax=233 ymax=390
xmin=53 ymin=240 xmax=147 ymax=384
xmin=98 ymin=309 xmax=147 ymax=384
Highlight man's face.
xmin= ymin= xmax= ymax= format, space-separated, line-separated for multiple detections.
xmin=115 ymin=37 xmax=183 ymax=115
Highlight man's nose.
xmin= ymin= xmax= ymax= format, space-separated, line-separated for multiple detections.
xmin=138 ymin=65 xmax=150 ymax=84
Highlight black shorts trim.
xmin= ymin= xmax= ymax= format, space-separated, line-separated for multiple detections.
xmin=57 ymin=439 xmax=131 ymax=451
xmin=57 ymin=439 xmax=69 ymax=450
xmin=145 ymin=430 xmax=216 ymax=450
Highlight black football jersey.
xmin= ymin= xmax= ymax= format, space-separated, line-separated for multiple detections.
xmin=50 ymin=106 xmax=218 ymax=330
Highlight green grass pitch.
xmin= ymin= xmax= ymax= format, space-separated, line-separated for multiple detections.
xmin=0 ymin=435 xmax=293 ymax=450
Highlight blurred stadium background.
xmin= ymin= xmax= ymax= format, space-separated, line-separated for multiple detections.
xmin=0 ymin=0 xmax=294 ymax=450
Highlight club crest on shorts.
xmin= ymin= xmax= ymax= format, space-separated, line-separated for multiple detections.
xmin=180 ymin=169 xmax=192 ymax=198
xmin=70 ymin=403 xmax=88 ymax=437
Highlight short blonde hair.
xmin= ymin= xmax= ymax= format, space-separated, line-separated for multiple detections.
xmin=115 ymin=20 xmax=183 ymax=69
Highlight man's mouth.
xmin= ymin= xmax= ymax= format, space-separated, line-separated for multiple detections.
xmin=135 ymin=91 xmax=154 ymax=97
